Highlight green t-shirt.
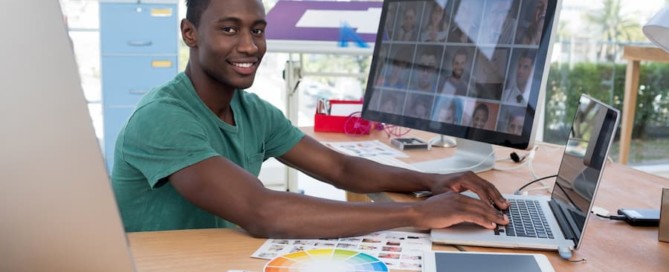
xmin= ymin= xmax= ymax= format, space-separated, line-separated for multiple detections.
xmin=111 ymin=73 xmax=304 ymax=232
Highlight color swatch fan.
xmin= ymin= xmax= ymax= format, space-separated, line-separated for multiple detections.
xmin=264 ymin=248 xmax=388 ymax=272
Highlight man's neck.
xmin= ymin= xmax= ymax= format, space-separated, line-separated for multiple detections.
xmin=185 ymin=65 xmax=236 ymax=124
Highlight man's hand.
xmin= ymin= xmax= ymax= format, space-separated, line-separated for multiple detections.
xmin=428 ymin=171 xmax=509 ymax=211
xmin=412 ymin=191 xmax=509 ymax=230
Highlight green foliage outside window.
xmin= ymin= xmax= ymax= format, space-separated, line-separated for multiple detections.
xmin=544 ymin=62 xmax=669 ymax=164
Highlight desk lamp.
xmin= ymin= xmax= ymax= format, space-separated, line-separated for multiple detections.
xmin=643 ymin=6 xmax=669 ymax=52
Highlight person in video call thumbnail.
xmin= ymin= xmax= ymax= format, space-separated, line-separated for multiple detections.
xmin=505 ymin=108 xmax=525 ymax=135
xmin=432 ymin=96 xmax=463 ymax=124
xmin=447 ymin=0 xmax=483 ymax=44
xmin=405 ymin=94 xmax=433 ymax=119
xmin=375 ymin=49 xmax=410 ymax=90
xmin=395 ymin=4 xmax=418 ymax=41
xmin=420 ymin=2 xmax=448 ymax=42
xmin=440 ymin=48 xmax=470 ymax=96
xmin=517 ymin=0 xmax=547 ymax=45
xmin=471 ymin=102 xmax=490 ymax=129
xmin=410 ymin=46 xmax=441 ymax=93
xmin=502 ymin=50 xmax=536 ymax=106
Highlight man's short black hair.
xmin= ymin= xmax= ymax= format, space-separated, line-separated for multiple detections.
xmin=186 ymin=0 xmax=211 ymax=27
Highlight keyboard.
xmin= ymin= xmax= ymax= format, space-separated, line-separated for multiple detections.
xmin=497 ymin=199 xmax=555 ymax=239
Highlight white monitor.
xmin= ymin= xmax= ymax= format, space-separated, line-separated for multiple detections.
xmin=0 ymin=1 xmax=135 ymax=271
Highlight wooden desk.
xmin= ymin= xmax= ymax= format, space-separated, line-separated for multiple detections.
xmin=129 ymin=128 xmax=669 ymax=271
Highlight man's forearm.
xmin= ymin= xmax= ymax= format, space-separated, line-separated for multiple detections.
xmin=330 ymin=156 xmax=434 ymax=194
xmin=245 ymin=190 xmax=420 ymax=239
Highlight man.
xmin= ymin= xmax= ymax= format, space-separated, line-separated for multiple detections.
xmin=502 ymin=50 xmax=536 ymax=105
xmin=377 ymin=49 xmax=410 ymax=89
xmin=441 ymin=49 xmax=469 ymax=96
xmin=112 ymin=0 xmax=508 ymax=238
xmin=396 ymin=6 xmax=417 ymax=41
xmin=412 ymin=47 xmax=440 ymax=93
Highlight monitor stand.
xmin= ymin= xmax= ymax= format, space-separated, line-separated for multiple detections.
xmin=412 ymin=138 xmax=494 ymax=174
xmin=428 ymin=135 xmax=457 ymax=148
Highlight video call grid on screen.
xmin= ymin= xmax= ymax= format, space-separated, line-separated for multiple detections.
xmin=364 ymin=0 xmax=554 ymax=145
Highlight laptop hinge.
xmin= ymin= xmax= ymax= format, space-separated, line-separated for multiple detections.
xmin=548 ymin=200 xmax=580 ymax=244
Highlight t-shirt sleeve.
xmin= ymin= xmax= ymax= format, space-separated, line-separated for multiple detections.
xmin=261 ymin=100 xmax=305 ymax=158
xmin=120 ymin=101 xmax=219 ymax=188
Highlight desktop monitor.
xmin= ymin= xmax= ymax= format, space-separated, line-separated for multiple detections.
xmin=0 ymin=1 xmax=135 ymax=271
xmin=362 ymin=0 xmax=561 ymax=173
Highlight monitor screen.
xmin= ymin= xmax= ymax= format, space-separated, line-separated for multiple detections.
xmin=363 ymin=0 xmax=561 ymax=153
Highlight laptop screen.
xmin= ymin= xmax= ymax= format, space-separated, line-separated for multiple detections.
xmin=550 ymin=95 xmax=619 ymax=247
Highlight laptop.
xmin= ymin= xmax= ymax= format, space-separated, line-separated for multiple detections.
xmin=431 ymin=94 xmax=620 ymax=255
xmin=0 ymin=2 xmax=135 ymax=271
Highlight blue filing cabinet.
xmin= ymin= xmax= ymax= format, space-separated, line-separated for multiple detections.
xmin=100 ymin=0 xmax=178 ymax=171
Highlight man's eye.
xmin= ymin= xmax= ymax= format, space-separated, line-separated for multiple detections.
xmin=221 ymin=27 xmax=238 ymax=33
xmin=252 ymin=28 xmax=265 ymax=35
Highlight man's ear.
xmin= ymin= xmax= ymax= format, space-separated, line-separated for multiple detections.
xmin=181 ymin=19 xmax=197 ymax=48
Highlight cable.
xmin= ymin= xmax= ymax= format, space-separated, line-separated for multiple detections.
xmin=493 ymin=146 xmax=538 ymax=172
xmin=593 ymin=212 xmax=626 ymax=221
xmin=514 ymin=174 xmax=558 ymax=195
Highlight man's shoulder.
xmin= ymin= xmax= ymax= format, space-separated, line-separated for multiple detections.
xmin=137 ymin=74 xmax=192 ymax=109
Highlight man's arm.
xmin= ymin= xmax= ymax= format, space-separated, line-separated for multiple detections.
xmin=279 ymin=136 xmax=508 ymax=206
xmin=169 ymin=136 xmax=507 ymax=239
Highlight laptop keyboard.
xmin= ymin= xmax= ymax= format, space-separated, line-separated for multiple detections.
xmin=497 ymin=199 xmax=555 ymax=239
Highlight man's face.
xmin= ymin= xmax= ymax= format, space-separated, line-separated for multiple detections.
xmin=535 ymin=0 xmax=547 ymax=27
xmin=516 ymin=57 xmax=533 ymax=90
xmin=403 ymin=8 xmax=416 ymax=30
xmin=472 ymin=107 xmax=488 ymax=128
xmin=507 ymin=115 xmax=524 ymax=135
xmin=452 ymin=54 xmax=467 ymax=79
xmin=189 ymin=0 xmax=267 ymax=90
xmin=417 ymin=54 xmax=437 ymax=90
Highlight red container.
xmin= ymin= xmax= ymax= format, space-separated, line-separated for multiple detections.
xmin=314 ymin=100 xmax=370 ymax=134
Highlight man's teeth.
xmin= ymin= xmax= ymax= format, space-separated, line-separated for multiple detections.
xmin=233 ymin=62 xmax=253 ymax=68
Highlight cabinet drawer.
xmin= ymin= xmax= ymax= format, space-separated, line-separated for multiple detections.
xmin=102 ymin=56 xmax=177 ymax=106
xmin=100 ymin=3 xmax=177 ymax=54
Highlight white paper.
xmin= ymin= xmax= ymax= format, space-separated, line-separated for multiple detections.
xmin=329 ymin=103 xmax=363 ymax=116
xmin=323 ymin=140 xmax=407 ymax=158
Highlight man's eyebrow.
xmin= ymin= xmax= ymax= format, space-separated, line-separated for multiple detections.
xmin=214 ymin=17 xmax=267 ymax=26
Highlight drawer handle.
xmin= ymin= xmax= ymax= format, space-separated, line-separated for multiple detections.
xmin=127 ymin=41 xmax=153 ymax=47
xmin=129 ymin=89 xmax=148 ymax=95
